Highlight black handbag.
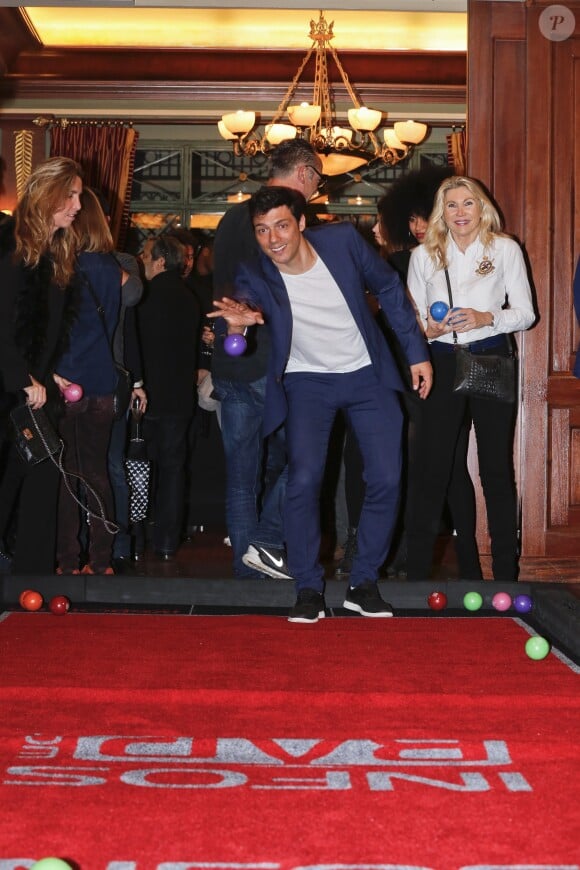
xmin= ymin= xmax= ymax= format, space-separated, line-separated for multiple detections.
xmin=82 ymin=269 xmax=132 ymax=421
xmin=453 ymin=345 xmax=516 ymax=403
xmin=443 ymin=269 xmax=516 ymax=403
xmin=10 ymin=403 xmax=62 ymax=465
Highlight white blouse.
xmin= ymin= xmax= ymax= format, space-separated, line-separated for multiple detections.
xmin=407 ymin=234 xmax=536 ymax=345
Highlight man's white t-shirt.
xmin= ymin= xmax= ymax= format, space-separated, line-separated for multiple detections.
xmin=281 ymin=254 xmax=371 ymax=374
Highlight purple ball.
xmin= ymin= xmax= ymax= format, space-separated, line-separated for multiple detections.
xmin=224 ymin=333 xmax=247 ymax=357
xmin=513 ymin=593 xmax=533 ymax=614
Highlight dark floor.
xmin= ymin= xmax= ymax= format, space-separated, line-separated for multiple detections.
xmin=127 ymin=524 xmax=580 ymax=592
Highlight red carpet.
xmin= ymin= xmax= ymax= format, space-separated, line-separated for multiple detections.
xmin=0 ymin=612 xmax=578 ymax=869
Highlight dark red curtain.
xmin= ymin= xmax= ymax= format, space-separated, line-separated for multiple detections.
xmin=50 ymin=123 xmax=138 ymax=249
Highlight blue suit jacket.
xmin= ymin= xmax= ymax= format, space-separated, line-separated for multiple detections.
xmin=235 ymin=220 xmax=429 ymax=435
xmin=574 ymin=257 xmax=580 ymax=378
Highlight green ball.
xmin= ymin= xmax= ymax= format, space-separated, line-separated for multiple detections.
xmin=463 ymin=591 xmax=483 ymax=611
xmin=31 ymin=860 xmax=72 ymax=870
xmin=525 ymin=636 xmax=550 ymax=660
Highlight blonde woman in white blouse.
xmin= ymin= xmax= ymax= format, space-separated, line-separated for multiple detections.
xmin=406 ymin=175 xmax=535 ymax=582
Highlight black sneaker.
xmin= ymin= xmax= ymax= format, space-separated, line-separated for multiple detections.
xmin=343 ymin=581 xmax=393 ymax=617
xmin=288 ymin=589 xmax=326 ymax=623
xmin=242 ymin=544 xmax=293 ymax=580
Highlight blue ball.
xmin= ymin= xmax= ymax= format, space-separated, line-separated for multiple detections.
xmin=513 ymin=593 xmax=533 ymax=614
xmin=224 ymin=333 xmax=247 ymax=357
xmin=429 ymin=301 xmax=449 ymax=322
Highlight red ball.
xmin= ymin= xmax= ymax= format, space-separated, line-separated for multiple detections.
xmin=63 ymin=382 xmax=83 ymax=403
xmin=49 ymin=595 xmax=71 ymax=615
xmin=19 ymin=588 xmax=33 ymax=608
xmin=428 ymin=591 xmax=448 ymax=611
xmin=21 ymin=590 xmax=43 ymax=611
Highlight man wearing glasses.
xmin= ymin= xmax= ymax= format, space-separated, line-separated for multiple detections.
xmin=212 ymin=139 xmax=325 ymax=582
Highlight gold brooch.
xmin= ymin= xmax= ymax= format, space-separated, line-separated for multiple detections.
xmin=475 ymin=257 xmax=495 ymax=276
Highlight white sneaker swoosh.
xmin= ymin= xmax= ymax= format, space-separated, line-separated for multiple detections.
xmin=261 ymin=549 xmax=285 ymax=568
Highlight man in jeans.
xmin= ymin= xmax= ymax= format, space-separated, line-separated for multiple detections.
xmin=210 ymin=186 xmax=432 ymax=622
xmin=212 ymin=140 xmax=324 ymax=580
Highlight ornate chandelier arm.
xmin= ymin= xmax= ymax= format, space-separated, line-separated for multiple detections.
xmin=269 ymin=44 xmax=316 ymax=127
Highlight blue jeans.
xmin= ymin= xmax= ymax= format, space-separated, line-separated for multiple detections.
xmin=283 ymin=366 xmax=403 ymax=593
xmin=212 ymin=376 xmax=287 ymax=577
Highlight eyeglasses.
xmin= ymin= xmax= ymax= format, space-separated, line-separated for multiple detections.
xmin=307 ymin=164 xmax=327 ymax=190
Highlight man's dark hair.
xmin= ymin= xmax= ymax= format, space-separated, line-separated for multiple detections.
xmin=249 ymin=186 xmax=307 ymax=223
xmin=169 ymin=227 xmax=194 ymax=247
xmin=189 ymin=228 xmax=214 ymax=255
xmin=268 ymin=139 xmax=319 ymax=180
xmin=150 ymin=234 xmax=185 ymax=273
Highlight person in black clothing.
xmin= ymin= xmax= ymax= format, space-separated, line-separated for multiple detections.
xmin=138 ymin=234 xmax=200 ymax=559
xmin=212 ymin=139 xmax=324 ymax=580
xmin=0 ymin=156 xmax=83 ymax=574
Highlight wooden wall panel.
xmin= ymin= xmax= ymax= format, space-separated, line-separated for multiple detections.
xmin=468 ymin=0 xmax=580 ymax=562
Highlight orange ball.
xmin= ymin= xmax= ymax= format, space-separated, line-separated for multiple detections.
xmin=21 ymin=590 xmax=43 ymax=611
xmin=19 ymin=589 xmax=33 ymax=608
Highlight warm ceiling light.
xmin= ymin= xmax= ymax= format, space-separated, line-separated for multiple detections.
xmin=217 ymin=11 xmax=429 ymax=176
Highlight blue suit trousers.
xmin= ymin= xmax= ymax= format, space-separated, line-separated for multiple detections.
xmin=283 ymin=365 xmax=403 ymax=592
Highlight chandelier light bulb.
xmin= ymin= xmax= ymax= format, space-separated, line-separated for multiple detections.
xmin=221 ymin=110 xmax=256 ymax=136
xmin=218 ymin=120 xmax=237 ymax=141
xmin=383 ymin=128 xmax=407 ymax=151
xmin=348 ymin=107 xmax=382 ymax=132
xmin=321 ymin=126 xmax=353 ymax=143
xmin=288 ymin=102 xmax=322 ymax=128
xmin=394 ymin=120 xmax=428 ymax=145
xmin=265 ymin=123 xmax=297 ymax=145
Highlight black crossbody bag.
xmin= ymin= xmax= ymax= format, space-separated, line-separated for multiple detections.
xmin=444 ymin=268 xmax=516 ymax=403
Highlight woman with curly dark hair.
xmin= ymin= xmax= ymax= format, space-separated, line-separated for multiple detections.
xmin=0 ymin=157 xmax=83 ymax=574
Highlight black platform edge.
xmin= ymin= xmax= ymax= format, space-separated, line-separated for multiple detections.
xmin=1 ymin=574 xmax=532 ymax=609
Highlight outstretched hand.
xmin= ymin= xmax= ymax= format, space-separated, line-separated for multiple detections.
xmin=207 ymin=297 xmax=265 ymax=331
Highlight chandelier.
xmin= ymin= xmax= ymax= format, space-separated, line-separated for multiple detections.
xmin=218 ymin=11 xmax=428 ymax=177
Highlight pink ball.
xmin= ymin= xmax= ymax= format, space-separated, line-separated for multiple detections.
xmin=492 ymin=591 xmax=512 ymax=612
xmin=63 ymin=383 xmax=83 ymax=403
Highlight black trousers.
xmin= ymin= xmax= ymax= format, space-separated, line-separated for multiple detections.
xmin=0 ymin=441 xmax=60 ymax=574
xmin=406 ymin=347 xmax=518 ymax=582
xmin=143 ymin=414 xmax=191 ymax=554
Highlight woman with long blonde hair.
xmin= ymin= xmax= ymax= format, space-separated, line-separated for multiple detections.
xmin=0 ymin=156 xmax=83 ymax=574
xmin=406 ymin=175 xmax=536 ymax=582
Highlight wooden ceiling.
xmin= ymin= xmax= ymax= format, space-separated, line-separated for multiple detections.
xmin=0 ymin=7 xmax=466 ymax=121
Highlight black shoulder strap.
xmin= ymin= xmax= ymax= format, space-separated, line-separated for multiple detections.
xmin=443 ymin=268 xmax=458 ymax=345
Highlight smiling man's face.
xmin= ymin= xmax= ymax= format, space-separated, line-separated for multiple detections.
xmin=253 ymin=205 xmax=307 ymax=274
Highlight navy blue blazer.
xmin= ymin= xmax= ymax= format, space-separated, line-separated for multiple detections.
xmin=235 ymin=220 xmax=429 ymax=435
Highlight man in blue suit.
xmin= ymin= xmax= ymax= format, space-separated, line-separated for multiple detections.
xmin=211 ymin=186 xmax=433 ymax=623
